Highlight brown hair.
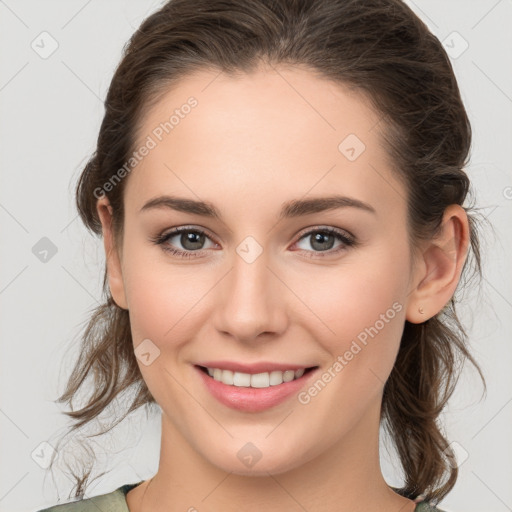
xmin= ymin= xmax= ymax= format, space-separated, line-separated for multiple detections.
xmin=49 ymin=0 xmax=487 ymax=504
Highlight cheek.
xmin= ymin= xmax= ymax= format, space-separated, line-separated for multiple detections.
xmin=290 ymin=257 xmax=407 ymax=433
xmin=291 ymin=246 xmax=409 ymax=379
xmin=126 ymin=268 xmax=211 ymax=346
xmin=297 ymin=252 xmax=406 ymax=335
xmin=120 ymin=234 xmax=211 ymax=346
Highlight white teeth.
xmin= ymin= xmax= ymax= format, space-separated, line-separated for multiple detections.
xmin=269 ymin=370 xmax=283 ymax=386
xmin=204 ymin=367 xmax=309 ymax=388
xmin=248 ymin=372 xmax=267 ymax=388
xmin=233 ymin=371 xmax=251 ymax=387
xmin=221 ymin=369 xmax=234 ymax=385
xmin=283 ymin=370 xmax=295 ymax=382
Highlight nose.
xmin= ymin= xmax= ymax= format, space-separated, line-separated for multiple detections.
xmin=212 ymin=247 xmax=288 ymax=344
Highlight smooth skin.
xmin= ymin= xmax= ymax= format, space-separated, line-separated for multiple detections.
xmin=96 ymin=63 xmax=469 ymax=512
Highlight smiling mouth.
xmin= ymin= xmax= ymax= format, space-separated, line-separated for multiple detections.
xmin=196 ymin=365 xmax=318 ymax=389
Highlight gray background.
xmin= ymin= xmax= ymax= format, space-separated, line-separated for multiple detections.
xmin=0 ymin=1 xmax=511 ymax=511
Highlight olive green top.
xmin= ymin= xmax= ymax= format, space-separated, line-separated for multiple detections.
xmin=35 ymin=481 xmax=446 ymax=511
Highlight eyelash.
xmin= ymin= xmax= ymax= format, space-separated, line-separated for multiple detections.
xmin=149 ymin=225 xmax=357 ymax=260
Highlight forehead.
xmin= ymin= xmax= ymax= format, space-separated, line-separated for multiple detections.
xmin=126 ymin=65 xmax=404 ymax=217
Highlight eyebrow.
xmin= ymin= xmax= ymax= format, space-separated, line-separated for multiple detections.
xmin=139 ymin=194 xmax=376 ymax=219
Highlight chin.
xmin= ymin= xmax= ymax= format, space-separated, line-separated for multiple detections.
xmin=203 ymin=440 xmax=315 ymax=477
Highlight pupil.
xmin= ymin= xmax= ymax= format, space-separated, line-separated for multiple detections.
xmin=311 ymin=232 xmax=334 ymax=251
xmin=182 ymin=231 xmax=204 ymax=250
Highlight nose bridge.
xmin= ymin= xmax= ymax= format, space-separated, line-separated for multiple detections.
xmin=214 ymin=241 xmax=285 ymax=341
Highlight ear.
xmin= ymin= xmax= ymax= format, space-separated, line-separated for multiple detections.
xmin=96 ymin=196 xmax=128 ymax=310
xmin=406 ymin=204 xmax=469 ymax=323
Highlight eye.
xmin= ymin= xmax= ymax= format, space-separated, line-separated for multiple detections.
xmin=292 ymin=226 xmax=356 ymax=258
xmin=150 ymin=226 xmax=217 ymax=259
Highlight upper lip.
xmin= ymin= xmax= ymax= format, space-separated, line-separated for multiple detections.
xmin=196 ymin=361 xmax=317 ymax=374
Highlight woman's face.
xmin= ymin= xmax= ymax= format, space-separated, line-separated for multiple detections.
xmin=102 ymin=65 xmax=422 ymax=475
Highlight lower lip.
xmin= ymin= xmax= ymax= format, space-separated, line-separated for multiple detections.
xmin=195 ymin=365 xmax=318 ymax=413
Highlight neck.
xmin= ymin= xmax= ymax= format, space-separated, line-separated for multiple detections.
xmin=132 ymin=401 xmax=415 ymax=512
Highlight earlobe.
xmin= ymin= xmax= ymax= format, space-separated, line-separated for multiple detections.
xmin=96 ymin=196 xmax=128 ymax=310
xmin=406 ymin=204 xmax=469 ymax=324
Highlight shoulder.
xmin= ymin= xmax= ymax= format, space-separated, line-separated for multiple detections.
xmin=34 ymin=483 xmax=140 ymax=512
xmin=414 ymin=500 xmax=448 ymax=511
